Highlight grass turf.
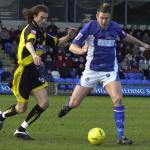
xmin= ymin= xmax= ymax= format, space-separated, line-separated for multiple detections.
xmin=0 ymin=95 xmax=150 ymax=150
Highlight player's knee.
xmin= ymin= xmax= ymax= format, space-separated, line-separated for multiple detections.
xmin=39 ymin=101 xmax=49 ymax=110
xmin=112 ymin=95 xmax=122 ymax=106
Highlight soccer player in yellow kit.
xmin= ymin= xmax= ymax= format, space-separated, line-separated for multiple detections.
xmin=0 ymin=4 xmax=76 ymax=140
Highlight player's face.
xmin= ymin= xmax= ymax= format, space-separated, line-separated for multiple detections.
xmin=34 ymin=11 xmax=48 ymax=28
xmin=96 ymin=12 xmax=111 ymax=29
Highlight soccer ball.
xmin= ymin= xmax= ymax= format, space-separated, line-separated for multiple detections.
xmin=88 ymin=127 xmax=106 ymax=145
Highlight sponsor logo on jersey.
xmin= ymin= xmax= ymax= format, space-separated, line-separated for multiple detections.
xmin=98 ymin=39 xmax=115 ymax=47
xmin=36 ymin=44 xmax=46 ymax=51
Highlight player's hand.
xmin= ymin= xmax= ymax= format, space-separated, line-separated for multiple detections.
xmin=143 ymin=44 xmax=150 ymax=51
xmin=67 ymin=27 xmax=78 ymax=39
xmin=32 ymin=54 xmax=41 ymax=66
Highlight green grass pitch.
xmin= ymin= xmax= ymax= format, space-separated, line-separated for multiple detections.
xmin=0 ymin=95 xmax=150 ymax=150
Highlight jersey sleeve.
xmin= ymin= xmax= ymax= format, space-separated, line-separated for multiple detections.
xmin=45 ymin=33 xmax=59 ymax=47
xmin=24 ymin=26 xmax=36 ymax=44
xmin=114 ymin=22 xmax=127 ymax=40
xmin=72 ymin=21 xmax=93 ymax=46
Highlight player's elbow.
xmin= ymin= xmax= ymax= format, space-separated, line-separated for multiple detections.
xmin=69 ymin=44 xmax=74 ymax=52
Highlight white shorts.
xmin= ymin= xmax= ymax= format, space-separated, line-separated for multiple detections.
xmin=80 ymin=70 xmax=119 ymax=88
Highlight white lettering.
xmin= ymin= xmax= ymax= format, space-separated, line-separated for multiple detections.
xmin=146 ymin=89 xmax=150 ymax=94
xmin=1 ymin=85 xmax=10 ymax=91
xmin=122 ymin=88 xmax=145 ymax=94
xmin=95 ymin=88 xmax=106 ymax=94
xmin=98 ymin=39 xmax=115 ymax=47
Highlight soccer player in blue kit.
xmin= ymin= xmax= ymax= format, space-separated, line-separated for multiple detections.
xmin=58 ymin=2 xmax=150 ymax=144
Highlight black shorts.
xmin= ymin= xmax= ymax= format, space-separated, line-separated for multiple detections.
xmin=10 ymin=64 xmax=48 ymax=103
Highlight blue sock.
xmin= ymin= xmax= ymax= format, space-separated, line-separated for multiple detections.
xmin=114 ymin=106 xmax=125 ymax=140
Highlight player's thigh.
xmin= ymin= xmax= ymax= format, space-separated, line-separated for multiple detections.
xmin=33 ymin=88 xmax=49 ymax=109
xmin=69 ymin=85 xmax=92 ymax=105
xmin=104 ymin=81 xmax=122 ymax=104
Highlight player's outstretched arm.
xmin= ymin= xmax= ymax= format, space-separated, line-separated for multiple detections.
xmin=69 ymin=44 xmax=88 ymax=55
xmin=58 ymin=27 xmax=77 ymax=46
xmin=124 ymin=33 xmax=150 ymax=51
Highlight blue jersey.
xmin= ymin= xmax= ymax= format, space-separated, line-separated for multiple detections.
xmin=72 ymin=20 xmax=126 ymax=72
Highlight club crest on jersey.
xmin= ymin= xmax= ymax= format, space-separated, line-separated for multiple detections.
xmin=31 ymin=30 xmax=36 ymax=35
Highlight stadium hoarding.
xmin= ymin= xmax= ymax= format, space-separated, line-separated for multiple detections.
xmin=0 ymin=83 xmax=150 ymax=96
xmin=0 ymin=83 xmax=12 ymax=94
xmin=95 ymin=85 xmax=150 ymax=97
xmin=0 ymin=0 xmax=19 ymax=20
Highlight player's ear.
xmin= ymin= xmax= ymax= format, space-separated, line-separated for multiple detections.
xmin=96 ymin=12 xmax=99 ymax=19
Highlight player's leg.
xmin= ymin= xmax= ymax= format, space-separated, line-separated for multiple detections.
xmin=58 ymin=85 xmax=92 ymax=117
xmin=0 ymin=102 xmax=28 ymax=130
xmin=14 ymin=88 xmax=49 ymax=140
xmin=0 ymin=65 xmax=29 ymax=131
xmin=58 ymin=69 xmax=97 ymax=118
xmin=105 ymin=81 xmax=132 ymax=145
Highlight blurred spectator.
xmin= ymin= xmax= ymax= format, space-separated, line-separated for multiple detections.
xmin=148 ymin=66 xmax=150 ymax=80
xmin=45 ymin=69 xmax=53 ymax=81
xmin=10 ymin=40 xmax=18 ymax=63
xmin=77 ymin=63 xmax=84 ymax=77
xmin=0 ymin=24 xmax=150 ymax=81
xmin=130 ymin=56 xmax=139 ymax=72
xmin=46 ymin=47 xmax=55 ymax=60
xmin=134 ymin=30 xmax=142 ymax=41
xmin=142 ymin=32 xmax=150 ymax=44
xmin=1 ymin=67 xmax=11 ymax=82
xmin=59 ymin=63 xmax=70 ymax=78
xmin=47 ymin=22 xmax=59 ymax=37
xmin=0 ymin=59 xmax=3 ymax=68
xmin=9 ymin=28 xmax=17 ymax=42
xmin=44 ymin=55 xmax=55 ymax=71
xmin=117 ymin=43 xmax=126 ymax=63
xmin=0 ymin=27 xmax=10 ymax=41
xmin=0 ymin=27 xmax=10 ymax=49
xmin=63 ymin=55 xmax=74 ymax=68
xmin=118 ymin=66 xmax=125 ymax=79
xmin=121 ymin=57 xmax=131 ymax=72
xmin=55 ymin=55 xmax=63 ymax=69
xmin=51 ymin=70 xmax=60 ymax=79
xmin=55 ymin=48 xmax=64 ymax=59
xmin=70 ymin=68 xmax=78 ymax=78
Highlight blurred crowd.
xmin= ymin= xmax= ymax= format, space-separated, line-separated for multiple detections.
xmin=0 ymin=22 xmax=150 ymax=82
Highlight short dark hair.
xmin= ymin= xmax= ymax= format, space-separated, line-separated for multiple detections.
xmin=22 ymin=4 xmax=48 ymax=22
xmin=97 ymin=3 xmax=111 ymax=13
